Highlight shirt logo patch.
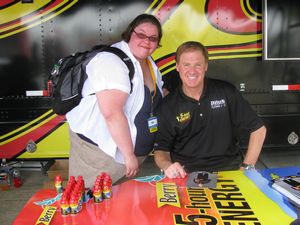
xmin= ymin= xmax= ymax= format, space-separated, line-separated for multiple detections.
xmin=210 ymin=99 xmax=226 ymax=109
xmin=176 ymin=112 xmax=191 ymax=123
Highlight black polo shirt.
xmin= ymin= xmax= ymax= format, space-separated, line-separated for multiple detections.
xmin=153 ymin=78 xmax=264 ymax=172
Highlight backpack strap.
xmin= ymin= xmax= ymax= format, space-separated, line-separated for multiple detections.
xmin=100 ymin=46 xmax=135 ymax=94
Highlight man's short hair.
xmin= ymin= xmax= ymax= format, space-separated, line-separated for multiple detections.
xmin=175 ymin=41 xmax=208 ymax=63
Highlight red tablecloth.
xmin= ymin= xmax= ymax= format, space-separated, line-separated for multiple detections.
xmin=12 ymin=169 xmax=298 ymax=225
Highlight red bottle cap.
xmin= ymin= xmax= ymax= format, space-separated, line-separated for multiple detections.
xmin=55 ymin=175 xmax=62 ymax=181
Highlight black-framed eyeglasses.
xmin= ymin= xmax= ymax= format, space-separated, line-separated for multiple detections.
xmin=133 ymin=30 xmax=159 ymax=43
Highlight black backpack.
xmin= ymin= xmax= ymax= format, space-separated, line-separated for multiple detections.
xmin=48 ymin=45 xmax=135 ymax=115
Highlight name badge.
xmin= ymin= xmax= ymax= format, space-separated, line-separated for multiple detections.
xmin=148 ymin=116 xmax=158 ymax=133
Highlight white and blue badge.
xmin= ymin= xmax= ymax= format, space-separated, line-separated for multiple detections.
xmin=148 ymin=116 xmax=158 ymax=133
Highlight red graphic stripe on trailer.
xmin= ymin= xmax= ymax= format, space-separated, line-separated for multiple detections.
xmin=272 ymin=85 xmax=300 ymax=91
xmin=0 ymin=115 xmax=65 ymax=159
xmin=206 ymin=0 xmax=262 ymax=34
xmin=156 ymin=55 xmax=175 ymax=68
xmin=154 ymin=0 xmax=183 ymax=23
xmin=0 ymin=0 xmax=16 ymax=8
xmin=208 ymin=42 xmax=262 ymax=51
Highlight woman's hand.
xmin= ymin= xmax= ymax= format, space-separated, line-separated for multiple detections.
xmin=124 ymin=154 xmax=139 ymax=178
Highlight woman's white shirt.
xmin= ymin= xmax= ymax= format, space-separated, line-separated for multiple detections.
xmin=66 ymin=41 xmax=163 ymax=163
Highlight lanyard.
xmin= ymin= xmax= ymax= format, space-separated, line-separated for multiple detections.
xmin=147 ymin=59 xmax=157 ymax=103
xmin=146 ymin=59 xmax=158 ymax=132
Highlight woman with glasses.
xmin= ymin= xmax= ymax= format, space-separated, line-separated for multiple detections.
xmin=66 ymin=14 xmax=164 ymax=188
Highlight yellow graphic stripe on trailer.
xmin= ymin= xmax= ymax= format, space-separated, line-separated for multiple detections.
xmin=145 ymin=0 xmax=165 ymax=14
xmin=241 ymin=0 xmax=262 ymax=22
xmin=1 ymin=110 xmax=55 ymax=144
xmin=18 ymin=123 xmax=70 ymax=159
xmin=0 ymin=0 xmax=79 ymax=38
xmin=210 ymin=53 xmax=262 ymax=60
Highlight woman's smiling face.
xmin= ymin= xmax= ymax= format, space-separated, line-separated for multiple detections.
xmin=128 ymin=22 xmax=159 ymax=61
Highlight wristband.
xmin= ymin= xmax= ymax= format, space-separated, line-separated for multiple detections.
xmin=240 ymin=163 xmax=255 ymax=170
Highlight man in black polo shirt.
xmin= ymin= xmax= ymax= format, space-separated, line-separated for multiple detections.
xmin=153 ymin=41 xmax=267 ymax=179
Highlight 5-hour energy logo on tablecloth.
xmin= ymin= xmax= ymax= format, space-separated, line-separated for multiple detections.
xmin=175 ymin=179 xmax=260 ymax=225
xmin=155 ymin=171 xmax=293 ymax=224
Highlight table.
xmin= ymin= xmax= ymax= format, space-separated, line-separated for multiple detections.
xmin=12 ymin=167 xmax=299 ymax=225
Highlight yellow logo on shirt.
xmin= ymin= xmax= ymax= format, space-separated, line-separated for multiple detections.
xmin=176 ymin=112 xmax=190 ymax=123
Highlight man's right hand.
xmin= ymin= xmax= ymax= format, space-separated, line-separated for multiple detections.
xmin=154 ymin=150 xmax=186 ymax=179
xmin=164 ymin=162 xmax=186 ymax=179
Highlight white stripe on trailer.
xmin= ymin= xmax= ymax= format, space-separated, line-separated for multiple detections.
xmin=272 ymin=85 xmax=288 ymax=91
xmin=26 ymin=90 xmax=46 ymax=96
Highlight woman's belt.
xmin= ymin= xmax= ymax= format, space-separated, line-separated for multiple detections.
xmin=76 ymin=133 xmax=98 ymax=146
